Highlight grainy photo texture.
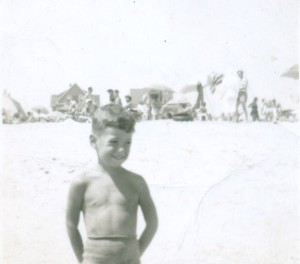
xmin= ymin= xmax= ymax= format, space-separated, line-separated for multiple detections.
xmin=1 ymin=1 xmax=299 ymax=264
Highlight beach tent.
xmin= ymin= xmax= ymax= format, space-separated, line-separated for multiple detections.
xmin=51 ymin=83 xmax=100 ymax=112
xmin=281 ymin=64 xmax=299 ymax=79
xmin=2 ymin=93 xmax=27 ymax=122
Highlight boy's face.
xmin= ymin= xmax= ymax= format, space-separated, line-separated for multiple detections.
xmin=91 ymin=127 xmax=133 ymax=168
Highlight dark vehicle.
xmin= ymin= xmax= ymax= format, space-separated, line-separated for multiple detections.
xmin=159 ymin=102 xmax=194 ymax=121
xmin=172 ymin=112 xmax=194 ymax=121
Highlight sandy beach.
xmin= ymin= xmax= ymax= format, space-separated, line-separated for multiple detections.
xmin=1 ymin=120 xmax=299 ymax=264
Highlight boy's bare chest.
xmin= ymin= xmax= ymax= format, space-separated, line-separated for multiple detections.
xmin=85 ymin=177 xmax=138 ymax=208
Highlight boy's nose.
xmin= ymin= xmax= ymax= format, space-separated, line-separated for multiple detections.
xmin=117 ymin=146 xmax=126 ymax=154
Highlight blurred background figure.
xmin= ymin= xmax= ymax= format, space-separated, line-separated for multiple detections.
xmin=84 ymin=87 xmax=94 ymax=102
xmin=136 ymin=101 xmax=150 ymax=121
xmin=82 ymin=99 xmax=98 ymax=117
xmin=235 ymin=70 xmax=248 ymax=122
xmin=199 ymin=101 xmax=208 ymax=121
xmin=114 ymin=90 xmax=122 ymax=106
xmin=248 ymin=97 xmax=260 ymax=122
xmin=65 ymin=98 xmax=78 ymax=119
xmin=124 ymin=95 xmax=133 ymax=110
xmin=107 ymin=89 xmax=115 ymax=103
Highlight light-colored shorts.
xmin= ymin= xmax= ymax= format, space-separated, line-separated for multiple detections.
xmin=82 ymin=237 xmax=140 ymax=264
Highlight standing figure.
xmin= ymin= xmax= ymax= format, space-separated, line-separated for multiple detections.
xmin=66 ymin=105 xmax=158 ymax=264
xmin=235 ymin=70 xmax=248 ymax=121
xmin=114 ymin=90 xmax=123 ymax=106
xmin=107 ymin=89 xmax=115 ymax=104
xmin=124 ymin=95 xmax=133 ymax=110
xmin=248 ymin=97 xmax=260 ymax=121
xmin=271 ymin=99 xmax=278 ymax=123
xmin=85 ymin=87 xmax=94 ymax=102
xmin=193 ymin=82 xmax=204 ymax=110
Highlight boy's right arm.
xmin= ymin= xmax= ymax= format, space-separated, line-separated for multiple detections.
xmin=66 ymin=174 xmax=86 ymax=263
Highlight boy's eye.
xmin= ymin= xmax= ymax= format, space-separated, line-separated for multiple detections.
xmin=109 ymin=140 xmax=118 ymax=144
xmin=127 ymin=141 xmax=131 ymax=145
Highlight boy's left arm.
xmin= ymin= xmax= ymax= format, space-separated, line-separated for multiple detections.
xmin=138 ymin=178 xmax=158 ymax=256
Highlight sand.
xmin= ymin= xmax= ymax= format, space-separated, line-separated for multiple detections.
xmin=1 ymin=120 xmax=299 ymax=264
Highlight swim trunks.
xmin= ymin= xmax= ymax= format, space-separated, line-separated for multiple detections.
xmin=237 ymin=91 xmax=247 ymax=103
xmin=82 ymin=237 xmax=140 ymax=264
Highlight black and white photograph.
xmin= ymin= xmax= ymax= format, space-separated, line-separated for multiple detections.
xmin=1 ymin=1 xmax=299 ymax=264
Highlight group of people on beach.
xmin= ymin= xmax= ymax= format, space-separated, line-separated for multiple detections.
xmin=247 ymin=97 xmax=283 ymax=123
xmin=3 ymin=70 xmax=297 ymax=125
xmin=194 ymin=70 xmax=290 ymax=123
xmin=107 ymin=89 xmax=123 ymax=106
xmin=65 ymin=87 xmax=99 ymax=122
xmin=12 ymin=87 xmax=100 ymax=124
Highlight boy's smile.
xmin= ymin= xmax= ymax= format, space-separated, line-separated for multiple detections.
xmin=91 ymin=127 xmax=133 ymax=168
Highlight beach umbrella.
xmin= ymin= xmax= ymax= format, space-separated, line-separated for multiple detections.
xmin=281 ymin=64 xmax=299 ymax=79
xmin=31 ymin=106 xmax=49 ymax=114
xmin=207 ymin=72 xmax=224 ymax=93
xmin=2 ymin=93 xmax=27 ymax=121
xmin=181 ymin=72 xmax=223 ymax=94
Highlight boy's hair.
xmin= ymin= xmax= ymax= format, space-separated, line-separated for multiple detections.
xmin=92 ymin=104 xmax=135 ymax=134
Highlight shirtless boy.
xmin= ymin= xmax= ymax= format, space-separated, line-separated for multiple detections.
xmin=66 ymin=104 xmax=158 ymax=264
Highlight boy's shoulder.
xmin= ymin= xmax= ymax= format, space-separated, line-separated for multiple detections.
xmin=123 ymin=169 xmax=149 ymax=190
xmin=70 ymin=172 xmax=90 ymax=187
xmin=72 ymin=168 xmax=104 ymax=182
xmin=122 ymin=168 xmax=142 ymax=179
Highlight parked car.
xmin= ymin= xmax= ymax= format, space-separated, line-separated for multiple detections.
xmin=159 ymin=103 xmax=194 ymax=121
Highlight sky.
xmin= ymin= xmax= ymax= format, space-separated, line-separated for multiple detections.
xmin=0 ymin=0 xmax=299 ymax=109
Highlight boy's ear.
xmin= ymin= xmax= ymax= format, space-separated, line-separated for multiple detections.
xmin=90 ymin=134 xmax=96 ymax=148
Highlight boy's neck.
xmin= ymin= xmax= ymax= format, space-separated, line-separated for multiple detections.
xmin=95 ymin=162 xmax=124 ymax=175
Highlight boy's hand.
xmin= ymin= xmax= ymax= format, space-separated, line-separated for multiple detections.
xmin=137 ymin=177 xmax=158 ymax=255
xmin=66 ymin=174 xmax=86 ymax=263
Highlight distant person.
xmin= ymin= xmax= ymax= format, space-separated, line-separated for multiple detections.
xmin=248 ymin=97 xmax=260 ymax=121
xmin=124 ymin=95 xmax=144 ymax=121
xmin=136 ymin=101 xmax=149 ymax=120
xmin=66 ymin=104 xmax=158 ymax=264
xmin=262 ymin=99 xmax=276 ymax=122
xmin=193 ymin=82 xmax=204 ymax=110
xmin=26 ymin=111 xmax=37 ymax=122
xmin=235 ymin=70 xmax=248 ymax=121
xmin=124 ymin=95 xmax=133 ymax=110
xmin=199 ymin=101 xmax=208 ymax=121
xmin=276 ymin=103 xmax=282 ymax=121
xmin=261 ymin=99 xmax=268 ymax=121
xmin=107 ymin=89 xmax=115 ymax=103
xmin=76 ymin=99 xmax=98 ymax=123
xmin=114 ymin=90 xmax=123 ymax=106
xmin=84 ymin=87 xmax=94 ymax=102
xmin=66 ymin=99 xmax=77 ymax=114
xmin=12 ymin=113 xmax=22 ymax=124
xmin=81 ymin=99 xmax=98 ymax=117
xmin=271 ymin=99 xmax=278 ymax=123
